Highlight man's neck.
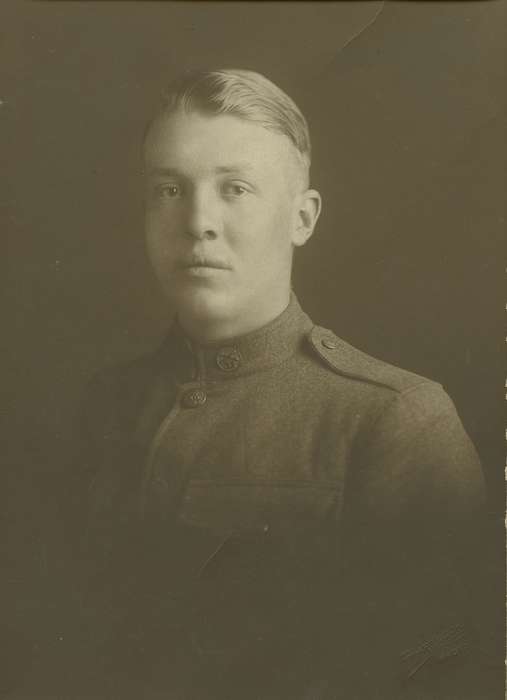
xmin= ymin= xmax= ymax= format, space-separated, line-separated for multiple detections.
xmin=176 ymin=293 xmax=292 ymax=345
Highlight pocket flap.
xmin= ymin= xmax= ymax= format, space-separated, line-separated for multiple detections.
xmin=178 ymin=478 xmax=342 ymax=534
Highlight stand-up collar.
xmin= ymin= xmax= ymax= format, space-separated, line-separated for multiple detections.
xmin=162 ymin=293 xmax=313 ymax=382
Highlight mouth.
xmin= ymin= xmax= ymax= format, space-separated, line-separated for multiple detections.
xmin=177 ymin=255 xmax=231 ymax=271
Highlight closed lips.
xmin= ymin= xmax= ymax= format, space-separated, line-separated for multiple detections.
xmin=180 ymin=257 xmax=230 ymax=269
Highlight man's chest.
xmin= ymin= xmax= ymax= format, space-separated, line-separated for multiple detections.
xmin=92 ymin=368 xmax=360 ymax=538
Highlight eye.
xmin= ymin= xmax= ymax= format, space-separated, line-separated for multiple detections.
xmin=222 ymin=182 xmax=250 ymax=197
xmin=154 ymin=183 xmax=183 ymax=200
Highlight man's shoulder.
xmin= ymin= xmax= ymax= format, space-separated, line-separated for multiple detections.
xmin=304 ymin=326 xmax=470 ymax=467
xmin=81 ymin=345 xmax=168 ymax=427
xmin=305 ymin=324 xmax=439 ymax=396
xmin=87 ymin=348 xmax=165 ymax=394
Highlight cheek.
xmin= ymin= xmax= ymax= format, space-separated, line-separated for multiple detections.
xmin=232 ymin=216 xmax=293 ymax=278
xmin=254 ymin=202 xmax=295 ymax=254
xmin=237 ymin=197 xmax=291 ymax=239
xmin=145 ymin=205 xmax=168 ymax=235
xmin=145 ymin=229 xmax=174 ymax=278
xmin=145 ymin=208 xmax=178 ymax=253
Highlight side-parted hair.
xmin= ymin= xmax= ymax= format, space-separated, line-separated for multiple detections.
xmin=146 ymin=68 xmax=312 ymax=182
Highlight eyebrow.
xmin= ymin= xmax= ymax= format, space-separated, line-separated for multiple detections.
xmin=145 ymin=167 xmax=180 ymax=178
xmin=214 ymin=164 xmax=256 ymax=175
xmin=146 ymin=163 xmax=256 ymax=177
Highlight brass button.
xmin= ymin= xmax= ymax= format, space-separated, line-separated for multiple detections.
xmin=322 ymin=338 xmax=338 ymax=350
xmin=216 ymin=347 xmax=241 ymax=372
xmin=182 ymin=388 xmax=207 ymax=408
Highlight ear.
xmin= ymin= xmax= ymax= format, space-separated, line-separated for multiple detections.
xmin=292 ymin=189 xmax=322 ymax=247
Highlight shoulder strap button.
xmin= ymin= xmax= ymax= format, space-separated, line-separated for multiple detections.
xmin=322 ymin=338 xmax=339 ymax=350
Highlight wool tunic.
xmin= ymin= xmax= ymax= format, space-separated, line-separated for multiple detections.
xmin=69 ymin=294 xmax=497 ymax=699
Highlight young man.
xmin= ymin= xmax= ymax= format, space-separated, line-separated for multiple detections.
xmin=74 ymin=70 xmax=497 ymax=699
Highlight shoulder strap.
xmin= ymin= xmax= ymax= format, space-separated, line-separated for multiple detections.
xmin=307 ymin=326 xmax=433 ymax=394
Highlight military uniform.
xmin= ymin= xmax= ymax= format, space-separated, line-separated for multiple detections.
xmin=67 ymin=294 xmax=499 ymax=699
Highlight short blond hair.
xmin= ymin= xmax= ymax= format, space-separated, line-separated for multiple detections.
xmin=147 ymin=68 xmax=311 ymax=183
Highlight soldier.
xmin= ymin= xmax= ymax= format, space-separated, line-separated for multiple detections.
xmin=68 ymin=69 xmax=499 ymax=699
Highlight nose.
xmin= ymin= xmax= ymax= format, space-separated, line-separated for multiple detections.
xmin=184 ymin=188 xmax=219 ymax=241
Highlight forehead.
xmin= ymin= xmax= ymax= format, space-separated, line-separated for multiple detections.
xmin=144 ymin=109 xmax=296 ymax=176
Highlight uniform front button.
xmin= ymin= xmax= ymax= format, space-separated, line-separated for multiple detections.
xmin=322 ymin=338 xmax=338 ymax=350
xmin=216 ymin=347 xmax=242 ymax=372
xmin=182 ymin=388 xmax=207 ymax=408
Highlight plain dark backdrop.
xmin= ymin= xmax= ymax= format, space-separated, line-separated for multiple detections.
xmin=1 ymin=0 xmax=504 ymax=689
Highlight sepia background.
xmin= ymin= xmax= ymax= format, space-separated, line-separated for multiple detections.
xmin=1 ymin=0 xmax=504 ymax=692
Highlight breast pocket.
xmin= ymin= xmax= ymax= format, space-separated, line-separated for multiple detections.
xmin=177 ymin=478 xmax=342 ymax=536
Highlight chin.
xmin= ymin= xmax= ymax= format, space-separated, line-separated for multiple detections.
xmin=170 ymin=286 xmax=236 ymax=326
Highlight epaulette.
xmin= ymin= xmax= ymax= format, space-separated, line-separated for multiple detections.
xmin=307 ymin=325 xmax=432 ymax=394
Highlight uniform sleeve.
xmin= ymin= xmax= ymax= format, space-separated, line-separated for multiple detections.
xmin=63 ymin=369 xmax=117 ymax=551
xmin=48 ymin=368 xmax=150 ymax=696
xmin=19 ymin=370 xmax=126 ymax=699
xmin=67 ymin=363 xmax=147 ymax=549
xmin=354 ymin=381 xmax=485 ymax=522
xmin=331 ymin=382 xmax=503 ymax=699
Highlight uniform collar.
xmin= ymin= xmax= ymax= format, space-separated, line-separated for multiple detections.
xmin=163 ymin=292 xmax=313 ymax=382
